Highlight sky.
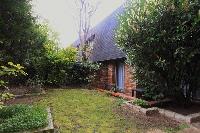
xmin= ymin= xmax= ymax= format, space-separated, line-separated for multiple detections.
xmin=32 ymin=0 xmax=125 ymax=47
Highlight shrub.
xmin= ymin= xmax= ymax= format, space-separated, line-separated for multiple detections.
xmin=0 ymin=0 xmax=99 ymax=87
xmin=116 ymin=0 xmax=200 ymax=105
xmin=0 ymin=104 xmax=48 ymax=133
xmin=26 ymin=76 xmax=44 ymax=93
xmin=43 ymin=62 xmax=99 ymax=86
xmin=0 ymin=62 xmax=27 ymax=87
xmin=0 ymin=62 xmax=26 ymax=108
xmin=28 ymin=39 xmax=100 ymax=86
xmin=131 ymin=98 xmax=149 ymax=108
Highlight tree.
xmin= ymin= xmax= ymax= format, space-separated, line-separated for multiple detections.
xmin=0 ymin=0 xmax=58 ymax=83
xmin=75 ymin=0 xmax=98 ymax=61
xmin=116 ymin=0 xmax=200 ymax=105
xmin=0 ymin=0 xmax=46 ymax=67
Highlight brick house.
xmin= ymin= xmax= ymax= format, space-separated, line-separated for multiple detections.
xmin=74 ymin=6 xmax=136 ymax=96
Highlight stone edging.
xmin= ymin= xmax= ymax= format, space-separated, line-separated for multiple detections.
xmin=158 ymin=108 xmax=200 ymax=124
xmin=125 ymin=101 xmax=200 ymax=124
xmin=37 ymin=107 xmax=55 ymax=133
xmin=125 ymin=102 xmax=159 ymax=116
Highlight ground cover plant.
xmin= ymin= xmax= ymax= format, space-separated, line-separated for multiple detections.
xmin=0 ymin=104 xmax=48 ymax=133
xmin=116 ymin=0 xmax=200 ymax=105
xmin=131 ymin=98 xmax=149 ymax=108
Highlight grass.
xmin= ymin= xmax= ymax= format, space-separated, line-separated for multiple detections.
xmin=165 ymin=124 xmax=189 ymax=133
xmin=34 ymin=89 xmax=187 ymax=133
xmin=36 ymin=89 xmax=141 ymax=132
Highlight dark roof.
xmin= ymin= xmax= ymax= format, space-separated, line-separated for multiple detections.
xmin=74 ymin=5 xmax=126 ymax=62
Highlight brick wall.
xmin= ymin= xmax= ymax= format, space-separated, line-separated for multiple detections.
xmin=95 ymin=63 xmax=108 ymax=89
xmin=95 ymin=59 xmax=136 ymax=96
xmin=124 ymin=64 xmax=137 ymax=96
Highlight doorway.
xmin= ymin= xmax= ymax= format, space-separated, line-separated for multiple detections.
xmin=116 ymin=62 xmax=125 ymax=91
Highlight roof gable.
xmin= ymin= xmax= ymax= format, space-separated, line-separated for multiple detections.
xmin=74 ymin=5 xmax=126 ymax=62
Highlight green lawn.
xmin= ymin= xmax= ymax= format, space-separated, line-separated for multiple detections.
xmin=35 ymin=89 xmax=186 ymax=133
xmin=36 ymin=89 xmax=140 ymax=132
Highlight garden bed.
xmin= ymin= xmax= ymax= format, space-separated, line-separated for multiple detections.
xmin=120 ymin=104 xmax=187 ymax=132
xmin=158 ymin=108 xmax=200 ymax=124
xmin=125 ymin=101 xmax=159 ymax=116
xmin=0 ymin=104 xmax=54 ymax=133
xmin=6 ymin=95 xmax=42 ymax=105
xmin=97 ymin=88 xmax=134 ymax=100
xmin=25 ymin=108 xmax=55 ymax=133
xmin=4 ymin=85 xmax=45 ymax=96
xmin=158 ymin=102 xmax=200 ymax=123
xmin=126 ymin=99 xmax=200 ymax=123
xmin=15 ymin=91 xmax=46 ymax=99
xmin=161 ymin=102 xmax=200 ymax=115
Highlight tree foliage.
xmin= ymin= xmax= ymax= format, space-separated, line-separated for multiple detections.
xmin=29 ymin=30 xmax=99 ymax=86
xmin=39 ymin=45 xmax=99 ymax=86
xmin=0 ymin=0 xmax=99 ymax=87
xmin=116 ymin=0 xmax=200 ymax=104
xmin=0 ymin=62 xmax=27 ymax=88
xmin=0 ymin=0 xmax=45 ymax=65
xmin=0 ymin=62 xmax=27 ymax=108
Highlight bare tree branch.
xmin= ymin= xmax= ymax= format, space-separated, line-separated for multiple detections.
xmin=75 ymin=0 xmax=98 ymax=61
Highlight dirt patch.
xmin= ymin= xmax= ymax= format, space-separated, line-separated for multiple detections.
xmin=161 ymin=102 xmax=200 ymax=115
xmin=177 ymin=127 xmax=200 ymax=133
xmin=1 ymin=85 xmax=45 ymax=95
xmin=6 ymin=95 xmax=42 ymax=105
xmin=115 ymin=104 xmax=181 ymax=131
xmin=146 ymin=129 xmax=164 ymax=133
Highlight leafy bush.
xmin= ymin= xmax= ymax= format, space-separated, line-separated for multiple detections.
xmin=0 ymin=0 xmax=99 ymax=87
xmin=0 ymin=62 xmax=27 ymax=87
xmin=116 ymin=0 xmax=200 ymax=104
xmin=0 ymin=62 xmax=26 ymax=108
xmin=30 ymin=41 xmax=100 ymax=86
xmin=41 ymin=61 xmax=99 ymax=86
xmin=0 ymin=104 xmax=48 ymax=133
xmin=0 ymin=0 xmax=47 ymax=68
xmin=131 ymin=98 xmax=149 ymax=108
xmin=26 ymin=76 xmax=44 ymax=93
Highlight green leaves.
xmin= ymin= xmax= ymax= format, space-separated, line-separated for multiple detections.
xmin=33 ymin=42 xmax=99 ymax=86
xmin=116 ymin=0 xmax=200 ymax=101
xmin=0 ymin=104 xmax=48 ymax=133
xmin=131 ymin=98 xmax=149 ymax=108
xmin=0 ymin=62 xmax=27 ymax=77
xmin=0 ymin=0 xmax=38 ymax=64
xmin=0 ymin=93 xmax=14 ymax=102
xmin=0 ymin=62 xmax=26 ymax=108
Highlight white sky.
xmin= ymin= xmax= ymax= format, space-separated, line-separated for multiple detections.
xmin=32 ymin=0 xmax=125 ymax=47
